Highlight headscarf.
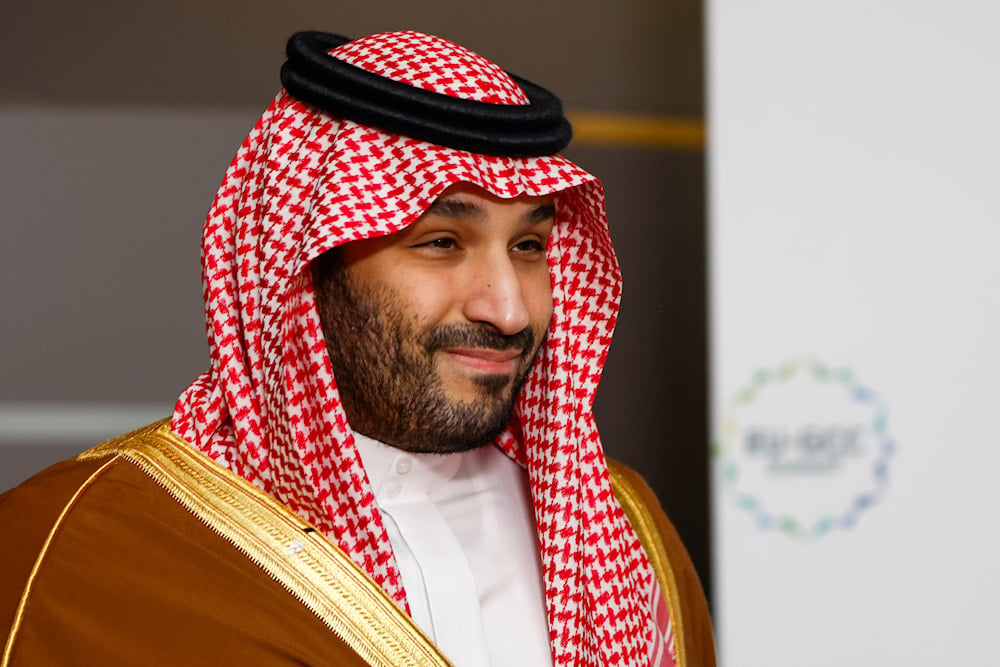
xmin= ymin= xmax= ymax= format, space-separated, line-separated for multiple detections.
xmin=173 ymin=30 xmax=675 ymax=666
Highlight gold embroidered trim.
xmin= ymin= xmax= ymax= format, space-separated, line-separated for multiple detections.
xmin=2 ymin=458 xmax=120 ymax=666
xmin=608 ymin=463 xmax=690 ymax=667
xmin=77 ymin=420 xmax=450 ymax=667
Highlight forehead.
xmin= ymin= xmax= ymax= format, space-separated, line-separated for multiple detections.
xmin=420 ymin=182 xmax=556 ymax=215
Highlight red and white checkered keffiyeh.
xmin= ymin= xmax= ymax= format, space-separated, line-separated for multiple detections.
xmin=173 ymin=30 xmax=675 ymax=667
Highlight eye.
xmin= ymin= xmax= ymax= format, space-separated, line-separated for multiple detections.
xmin=417 ymin=237 xmax=458 ymax=250
xmin=512 ymin=238 xmax=547 ymax=254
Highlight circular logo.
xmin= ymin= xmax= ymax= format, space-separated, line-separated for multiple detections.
xmin=715 ymin=359 xmax=896 ymax=540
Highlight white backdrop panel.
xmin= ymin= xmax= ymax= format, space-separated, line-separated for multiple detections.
xmin=707 ymin=2 xmax=1000 ymax=665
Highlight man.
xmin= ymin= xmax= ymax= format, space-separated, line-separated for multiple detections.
xmin=0 ymin=30 xmax=713 ymax=666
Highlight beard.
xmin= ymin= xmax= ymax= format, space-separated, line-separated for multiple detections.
xmin=312 ymin=253 xmax=542 ymax=453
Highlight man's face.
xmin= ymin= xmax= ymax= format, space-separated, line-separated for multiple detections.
xmin=313 ymin=182 xmax=556 ymax=453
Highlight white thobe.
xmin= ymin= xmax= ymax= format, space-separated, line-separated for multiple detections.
xmin=354 ymin=433 xmax=554 ymax=667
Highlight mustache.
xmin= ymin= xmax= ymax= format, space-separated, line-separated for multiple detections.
xmin=425 ymin=324 xmax=535 ymax=354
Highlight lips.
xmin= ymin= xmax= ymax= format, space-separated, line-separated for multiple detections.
xmin=441 ymin=347 xmax=522 ymax=374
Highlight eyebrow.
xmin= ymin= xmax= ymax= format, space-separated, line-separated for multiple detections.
xmin=426 ymin=197 xmax=556 ymax=226
xmin=526 ymin=203 xmax=556 ymax=224
xmin=426 ymin=197 xmax=483 ymax=220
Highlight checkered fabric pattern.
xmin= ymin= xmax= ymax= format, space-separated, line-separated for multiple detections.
xmin=173 ymin=30 xmax=675 ymax=667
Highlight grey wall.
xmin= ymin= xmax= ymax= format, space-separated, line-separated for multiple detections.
xmin=1 ymin=0 xmax=709 ymax=593
xmin=1 ymin=0 xmax=702 ymax=113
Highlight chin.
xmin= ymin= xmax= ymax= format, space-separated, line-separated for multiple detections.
xmin=447 ymin=374 xmax=513 ymax=403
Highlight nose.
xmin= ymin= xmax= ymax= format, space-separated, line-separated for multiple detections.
xmin=461 ymin=251 xmax=532 ymax=336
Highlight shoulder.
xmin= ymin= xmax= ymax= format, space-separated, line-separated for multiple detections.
xmin=0 ymin=422 xmax=179 ymax=596
xmin=0 ymin=433 xmax=140 ymax=616
xmin=0 ymin=425 xmax=166 ymax=662
xmin=0 ymin=419 xmax=178 ymax=571
xmin=607 ymin=460 xmax=717 ymax=667
xmin=0 ymin=421 xmax=439 ymax=666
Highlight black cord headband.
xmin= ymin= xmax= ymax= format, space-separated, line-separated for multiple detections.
xmin=280 ymin=31 xmax=573 ymax=157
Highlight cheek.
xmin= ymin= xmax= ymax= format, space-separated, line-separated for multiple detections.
xmin=347 ymin=254 xmax=450 ymax=328
xmin=525 ymin=270 xmax=555 ymax=333
xmin=390 ymin=276 xmax=455 ymax=330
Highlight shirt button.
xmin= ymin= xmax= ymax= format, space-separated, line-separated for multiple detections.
xmin=386 ymin=481 xmax=402 ymax=499
xmin=395 ymin=457 xmax=413 ymax=474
